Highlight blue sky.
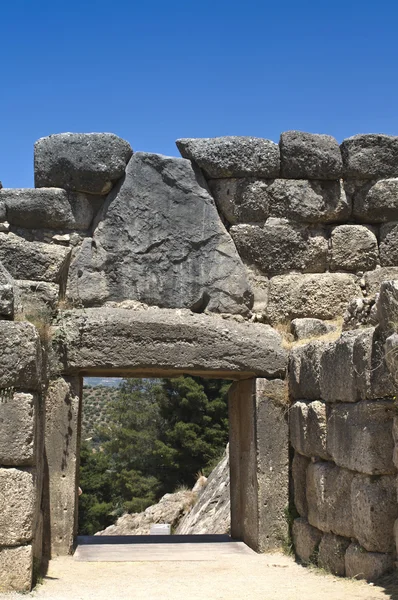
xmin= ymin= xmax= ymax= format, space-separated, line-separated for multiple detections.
xmin=1 ymin=0 xmax=397 ymax=188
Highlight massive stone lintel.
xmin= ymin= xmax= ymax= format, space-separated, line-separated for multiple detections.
xmin=52 ymin=308 xmax=287 ymax=379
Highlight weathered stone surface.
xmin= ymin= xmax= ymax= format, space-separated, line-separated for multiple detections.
xmin=341 ymin=134 xmax=398 ymax=179
xmin=364 ymin=267 xmax=398 ymax=298
xmin=290 ymin=401 xmax=330 ymax=460
xmin=351 ymin=474 xmax=398 ymax=553
xmin=343 ymin=297 xmax=378 ymax=330
xmin=0 ymin=321 xmax=41 ymax=390
xmin=327 ymin=401 xmax=395 ymax=475
xmin=0 ymin=232 xmax=70 ymax=283
xmin=330 ymin=225 xmax=379 ymax=273
xmin=176 ymin=137 xmax=280 ymax=179
xmin=53 ymin=308 xmax=287 ymax=378
xmin=292 ymin=518 xmax=322 ymax=563
xmin=280 ymin=131 xmax=343 ymax=180
xmin=44 ymin=377 xmax=80 ymax=556
xmin=0 ymin=260 xmax=14 ymax=319
xmin=291 ymin=318 xmax=337 ymax=340
xmin=385 ymin=333 xmax=398 ymax=387
xmin=245 ymin=268 xmax=269 ymax=315
xmin=289 ymin=341 xmax=327 ymax=400
xmin=353 ymin=178 xmax=398 ymax=222
xmin=230 ymin=221 xmax=327 ymax=275
xmin=210 ymin=178 xmax=349 ymax=225
xmin=267 ymin=273 xmax=361 ymax=323
xmin=345 ymin=543 xmax=393 ymax=581
xmin=320 ymin=331 xmax=362 ymax=403
xmin=353 ymin=327 xmax=396 ymax=399
xmin=176 ymin=447 xmax=230 ymax=535
xmin=0 ymin=392 xmax=37 ymax=466
xmin=377 ymin=280 xmax=398 ymax=333
xmin=15 ymin=280 xmax=59 ymax=316
xmin=0 ymin=468 xmax=35 ymax=545
xmin=306 ymin=462 xmax=355 ymax=538
xmin=68 ymin=153 xmax=253 ymax=315
xmin=1 ymin=188 xmax=97 ymax=230
xmin=318 ymin=533 xmax=350 ymax=577
xmin=34 ymin=133 xmax=133 ymax=194
xmin=292 ymin=452 xmax=310 ymax=517
xmin=0 ymin=545 xmax=32 ymax=593
xmin=380 ymin=222 xmax=398 ymax=267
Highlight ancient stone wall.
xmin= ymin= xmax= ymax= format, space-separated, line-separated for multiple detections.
xmin=1 ymin=130 xmax=398 ymax=590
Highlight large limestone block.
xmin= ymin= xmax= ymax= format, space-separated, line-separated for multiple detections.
xmin=327 ymin=401 xmax=395 ymax=475
xmin=0 ymin=392 xmax=37 ymax=466
xmin=320 ymin=331 xmax=362 ymax=403
xmin=34 ymin=132 xmax=133 ymax=194
xmin=292 ymin=452 xmax=310 ymax=517
xmin=15 ymin=280 xmax=59 ymax=316
xmin=380 ymin=222 xmax=398 ymax=267
xmin=230 ymin=221 xmax=327 ymax=275
xmin=345 ymin=543 xmax=393 ymax=581
xmin=210 ymin=178 xmax=349 ymax=225
xmin=364 ymin=267 xmax=398 ymax=298
xmin=377 ymin=280 xmax=398 ymax=333
xmin=0 ymin=232 xmax=70 ymax=283
xmin=306 ymin=462 xmax=355 ymax=538
xmin=0 ymin=321 xmax=41 ymax=389
xmin=267 ymin=273 xmax=361 ymax=323
xmin=176 ymin=136 xmax=280 ymax=179
xmin=289 ymin=401 xmax=330 ymax=460
xmin=280 ymin=131 xmax=343 ymax=180
xmin=0 ymin=260 xmax=14 ymax=319
xmin=351 ymin=474 xmax=398 ymax=553
xmin=341 ymin=134 xmax=398 ymax=179
xmin=353 ymin=178 xmax=398 ymax=222
xmin=353 ymin=327 xmax=396 ymax=399
xmin=52 ymin=308 xmax=287 ymax=378
xmin=291 ymin=318 xmax=337 ymax=340
xmin=318 ymin=533 xmax=350 ymax=577
xmin=330 ymin=225 xmax=379 ymax=272
xmin=1 ymin=187 xmax=97 ymax=230
xmin=0 ymin=545 xmax=32 ymax=593
xmin=67 ymin=153 xmax=253 ymax=315
xmin=0 ymin=468 xmax=35 ymax=545
xmin=288 ymin=341 xmax=326 ymax=400
xmin=292 ymin=518 xmax=322 ymax=563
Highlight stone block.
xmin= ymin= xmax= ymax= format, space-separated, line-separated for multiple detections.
xmin=291 ymin=318 xmax=337 ymax=340
xmin=345 ymin=543 xmax=393 ymax=581
xmin=292 ymin=518 xmax=322 ymax=563
xmin=209 ymin=178 xmax=269 ymax=225
xmin=245 ymin=268 xmax=269 ymax=315
xmin=280 ymin=131 xmax=343 ymax=180
xmin=52 ymin=308 xmax=287 ymax=379
xmin=330 ymin=225 xmax=378 ymax=273
xmin=34 ymin=133 xmax=133 ymax=194
xmin=376 ymin=280 xmax=398 ymax=333
xmin=306 ymin=462 xmax=355 ymax=538
xmin=320 ymin=331 xmax=362 ymax=403
xmin=0 ymin=260 xmax=14 ymax=319
xmin=0 ymin=545 xmax=32 ymax=593
xmin=1 ymin=187 xmax=97 ymax=230
xmin=0 ymin=392 xmax=37 ymax=466
xmin=176 ymin=136 xmax=280 ymax=179
xmin=353 ymin=178 xmax=398 ymax=222
xmin=380 ymin=222 xmax=398 ymax=267
xmin=0 ymin=321 xmax=41 ymax=390
xmin=385 ymin=333 xmax=398 ymax=387
xmin=0 ymin=468 xmax=35 ymax=545
xmin=353 ymin=327 xmax=396 ymax=399
xmin=292 ymin=452 xmax=310 ymax=517
xmin=67 ymin=152 xmax=253 ymax=315
xmin=0 ymin=232 xmax=70 ymax=283
xmin=288 ymin=341 xmax=326 ymax=400
xmin=327 ymin=401 xmax=395 ymax=476
xmin=230 ymin=221 xmax=327 ymax=276
xmin=15 ymin=280 xmax=59 ymax=316
xmin=289 ymin=401 xmax=330 ymax=460
xmin=318 ymin=533 xmax=350 ymax=577
xmin=351 ymin=474 xmax=398 ymax=553
xmin=341 ymin=134 xmax=398 ymax=179
xmin=364 ymin=267 xmax=398 ymax=299
xmin=267 ymin=273 xmax=361 ymax=323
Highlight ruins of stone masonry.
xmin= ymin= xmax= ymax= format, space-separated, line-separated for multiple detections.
xmin=1 ymin=130 xmax=398 ymax=591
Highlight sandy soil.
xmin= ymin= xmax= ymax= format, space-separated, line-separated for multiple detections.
xmin=1 ymin=553 xmax=395 ymax=600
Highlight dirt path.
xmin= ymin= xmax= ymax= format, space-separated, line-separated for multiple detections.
xmin=1 ymin=553 xmax=394 ymax=600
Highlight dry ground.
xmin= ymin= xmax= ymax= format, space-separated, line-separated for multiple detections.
xmin=1 ymin=552 xmax=397 ymax=600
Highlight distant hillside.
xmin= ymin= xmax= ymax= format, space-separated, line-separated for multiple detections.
xmin=82 ymin=385 xmax=120 ymax=438
xmin=83 ymin=377 xmax=122 ymax=388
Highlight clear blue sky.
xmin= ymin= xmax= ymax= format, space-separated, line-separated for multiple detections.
xmin=1 ymin=0 xmax=397 ymax=188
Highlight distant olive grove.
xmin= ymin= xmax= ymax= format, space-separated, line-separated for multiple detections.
xmin=79 ymin=376 xmax=230 ymax=534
